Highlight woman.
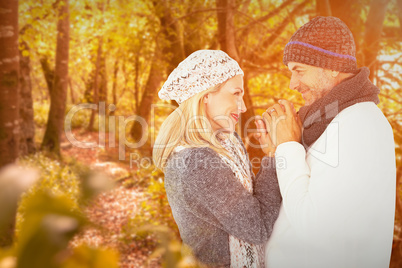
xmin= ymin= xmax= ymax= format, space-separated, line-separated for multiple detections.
xmin=153 ymin=50 xmax=281 ymax=267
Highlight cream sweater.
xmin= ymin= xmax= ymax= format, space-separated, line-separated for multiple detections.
xmin=265 ymin=102 xmax=396 ymax=268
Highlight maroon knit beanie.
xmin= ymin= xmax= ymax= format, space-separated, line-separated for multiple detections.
xmin=283 ymin=16 xmax=357 ymax=73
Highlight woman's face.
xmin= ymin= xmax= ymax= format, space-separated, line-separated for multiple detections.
xmin=203 ymin=75 xmax=247 ymax=133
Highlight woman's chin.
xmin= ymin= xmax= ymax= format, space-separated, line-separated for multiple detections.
xmin=216 ymin=127 xmax=235 ymax=134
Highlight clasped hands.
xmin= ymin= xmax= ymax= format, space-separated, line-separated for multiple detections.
xmin=254 ymin=99 xmax=302 ymax=156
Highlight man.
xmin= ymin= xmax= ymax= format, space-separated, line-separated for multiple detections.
xmin=257 ymin=16 xmax=396 ymax=268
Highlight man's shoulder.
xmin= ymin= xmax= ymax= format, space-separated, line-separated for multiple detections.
xmin=337 ymin=102 xmax=391 ymax=130
xmin=332 ymin=102 xmax=394 ymax=148
xmin=312 ymin=102 xmax=393 ymax=153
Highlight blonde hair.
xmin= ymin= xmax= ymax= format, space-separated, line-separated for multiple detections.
xmin=153 ymin=83 xmax=230 ymax=170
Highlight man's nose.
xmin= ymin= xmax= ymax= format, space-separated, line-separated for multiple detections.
xmin=289 ymin=74 xmax=300 ymax=91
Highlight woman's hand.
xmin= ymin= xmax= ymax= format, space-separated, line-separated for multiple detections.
xmin=254 ymin=116 xmax=276 ymax=157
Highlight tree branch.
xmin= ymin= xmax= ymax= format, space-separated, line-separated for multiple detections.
xmin=363 ymin=0 xmax=391 ymax=80
xmin=245 ymin=0 xmax=310 ymax=65
xmin=260 ymin=0 xmax=310 ymax=50
xmin=237 ymin=0 xmax=294 ymax=36
xmin=19 ymin=0 xmax=61 ymax=35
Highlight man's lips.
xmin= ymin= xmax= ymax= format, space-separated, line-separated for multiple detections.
xmin=298 ymin=88 xmax=308 ymax=94
xmin=230 ymin=113 xmax=239 ymax=121
xmin=298 ymin=86 xmax=309 ymax=95
xmin=298 ymin=88 xmax=309 ymax=98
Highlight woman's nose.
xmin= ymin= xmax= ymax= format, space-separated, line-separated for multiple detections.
xmin=239 ymin=98 xmax=247 ymax=113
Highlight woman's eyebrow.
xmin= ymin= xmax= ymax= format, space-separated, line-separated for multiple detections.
xmin=235 ymin=87 xmax=244 ymax=93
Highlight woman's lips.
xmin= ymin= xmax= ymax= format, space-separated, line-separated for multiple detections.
xmin=231 ymin=113 xmax=239 ymax=122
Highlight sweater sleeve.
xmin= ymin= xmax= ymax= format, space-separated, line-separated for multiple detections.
xmin=234 ymin=131 xmax=282 ymax=232
xmin=253 ymin=156 xmax=282 ymax=237
xmin=179 ymin=148 xmax=280 ymax=245
xmin=274 ymin=104 xmax=396 ymax=240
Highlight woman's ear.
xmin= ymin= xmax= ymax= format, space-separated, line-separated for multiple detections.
xmin=203 ymin=94 xmax=209 ymax=104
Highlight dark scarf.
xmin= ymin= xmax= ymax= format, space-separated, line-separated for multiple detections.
xmin=298 ymin=67 xmax=380 ymax=149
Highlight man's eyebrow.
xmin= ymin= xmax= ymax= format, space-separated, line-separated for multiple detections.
xmin=290 ymin=65 xmax=305 ymax=71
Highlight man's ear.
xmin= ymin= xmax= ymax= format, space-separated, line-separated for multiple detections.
xmin=331 ymin=70 xmax=340 ymax=78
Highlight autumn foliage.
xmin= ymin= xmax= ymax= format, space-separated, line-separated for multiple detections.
xmin=0 ymin=0 xmax=401 ymax=267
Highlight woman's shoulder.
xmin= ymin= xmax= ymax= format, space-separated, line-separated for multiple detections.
xmin=166 ymin=147 xmax=222 ymax=169
xmin=165 ymin=146 xmax=232 ymax=178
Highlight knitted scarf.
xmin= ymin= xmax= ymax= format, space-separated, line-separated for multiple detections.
xmin=216 ymin=132 xmax=265 ymax=268
xmin=298 ymin=67 xmax=380 ymax=149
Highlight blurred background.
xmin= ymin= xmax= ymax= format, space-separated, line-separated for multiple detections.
xmin=0 ymin=0 xmax=401 ymax=267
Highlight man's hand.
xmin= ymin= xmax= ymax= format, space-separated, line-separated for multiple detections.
xmin=263 ymin=99 xmax=302 ymax=147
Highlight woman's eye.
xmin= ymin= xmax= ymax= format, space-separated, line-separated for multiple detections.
xmin=234 ymin=92 xmax=241 ymax=96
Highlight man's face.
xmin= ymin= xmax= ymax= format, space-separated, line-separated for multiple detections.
xmin=288 ymin=62 xmax=337 ymax=106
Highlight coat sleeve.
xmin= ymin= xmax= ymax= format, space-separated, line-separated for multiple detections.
xmin=179 ymin=148 xmax=281 ymax=245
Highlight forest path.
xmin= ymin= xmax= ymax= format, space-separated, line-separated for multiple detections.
xmin=61 ymin=130 xmax=160 ymax=268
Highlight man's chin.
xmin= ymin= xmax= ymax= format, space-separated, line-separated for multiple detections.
xmin=301 ymin=93 xmax=313 ymax=106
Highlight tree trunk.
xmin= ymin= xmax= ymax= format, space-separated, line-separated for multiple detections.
xmin=316 ymin=0 xmax=332 ymax=16
xmin=363 ymin=0 xmax=390 ymax=81
xmin=99 ymin=51 xmax=107 ymax=103
xmin=39 ymin=56 xmax=54 ymax=94
xmin=134 ymin=56 xmax=139 ymax=111
xmin=130 ymin=1 xmax=185 ymax=146
xmin=130 ymin=50 xmax=163 ymax=144
xmin=183 ymin=3 xmax=205 ymax=57
xmin=112 ymin=59 xmax=118 ymax=109
xmin=242 ymin=75 xmax=266 ymax=174
xmin=0 ymin=0 xmax=19 ymax=247
xmin=41 ymin=0 xmax=69 ymax=156
xmin=69 ymin=77 xmax=75 ymax=104
xmin=216 ymin=0 xmax=264 ymax=170
xmin=225 ymin=0 xmax=239 ymax=60
xmin=158 ymin=1 xmax=185 ymax=74
xmin=0 ymin=0 xmax=19 ymax=168
xmin=216 ymin=0 xmax=228 ymax=53
xmin=329 ymin=0 xmax=360 ymax=28
xmin=88 ymin=38 xmax=102 ymax=132
xmin=19 ymin=41 xmax=35 ymax=156
xmin=329 ymin=0 xmax=364 ymax=57
xmin=397 ymin=0 xmax=402 ymax=37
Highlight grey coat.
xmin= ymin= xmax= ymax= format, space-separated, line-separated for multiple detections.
xmin=163 ymin=134 xmax=282 ymax=267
